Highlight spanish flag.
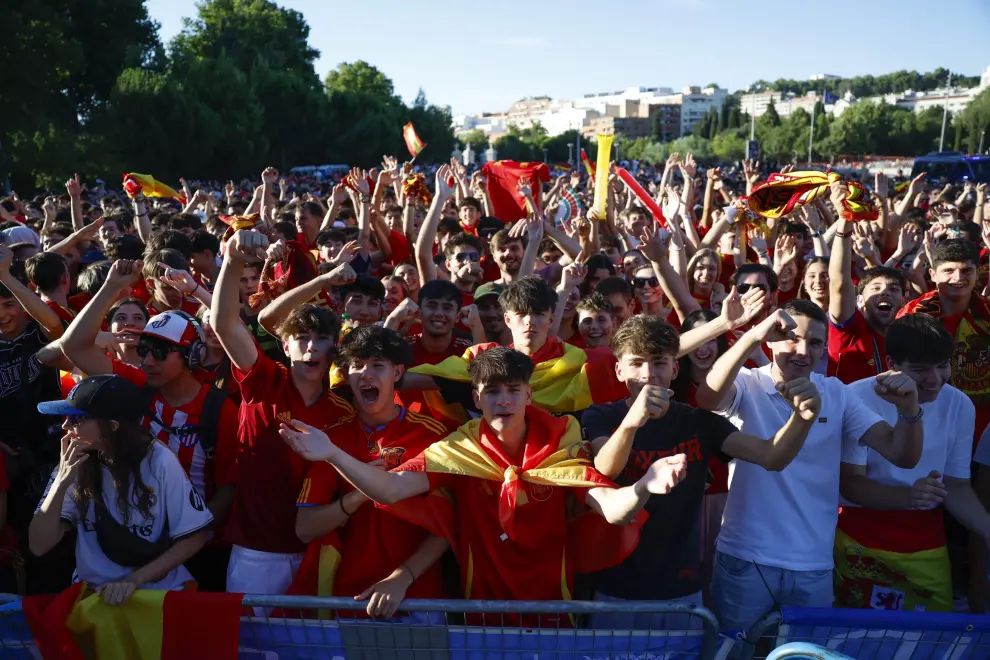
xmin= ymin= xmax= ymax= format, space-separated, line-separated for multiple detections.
xmin=23 ymin=584 xmax=243 ymax=660
xmin=386 ymin=406 xmax=646 ymax=610
xmin=409 ymin=337 xmax=628 ymax=424
xmin=748 ymin=170 xmax=879 ymax=221
xmin=480 ymin=160 xmax=551 ymax=222
xmin=402 ymin=172 xmax=432 ymax=206
xmin=403 ymin=122 xmax=426 ymax=159
xmin=122 ymin=173 xmax=184 ymax=202
xmin=580 ymin=148 xmax=595 ymax=181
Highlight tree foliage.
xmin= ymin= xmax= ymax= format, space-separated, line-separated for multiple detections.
xmin=2 ymin=0 xmax=455 ymax=191
xmin=747 ymin=68 xmax=980 ymax=98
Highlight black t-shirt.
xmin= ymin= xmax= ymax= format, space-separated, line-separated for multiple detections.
xmin=0 ymin=321 xmax=62 ymax=467
xmin=581 ymin=399 xmax=737 ymax=600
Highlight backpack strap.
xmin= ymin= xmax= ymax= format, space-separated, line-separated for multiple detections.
xmin=195 ymin=386 xmax=228 ymax=459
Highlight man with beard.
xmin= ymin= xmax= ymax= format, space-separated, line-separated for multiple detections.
xmin=489 ymin=226 xmax=539 ymax=284
xmin=829 ymin=181 xmax=906 ymax=385
xmin=473 ymin=282 xmax=511 ymax=345
xmin=696 ymin=298 xmax=924 ymax=633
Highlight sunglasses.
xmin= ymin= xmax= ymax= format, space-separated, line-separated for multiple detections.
xmin=737 ymin=283 xmax=769 ymax=295
xmin=136 ymin=341 xmax=179 ymax=361
xmin=633 ymin=276 xmax=660 ymax=289
xmin=66 ymin=414 xmax=90 ymax=427
xmin=453 ymin=252 xmax=481 ymax=264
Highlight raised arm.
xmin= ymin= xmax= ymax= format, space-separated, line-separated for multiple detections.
xmin=61 ymin=259 xmax=142 ymax=375
xmin=131 ymin=194 xmax=153 ymax=243
xmin=636 ymin=224 xmax=699 ymax=324
xmin=258 ymin=259 xmax=355 ymax=337
xmin=0 ymin=246 xmax=63 ymax=339
xmin=695 ymin=309 xmax=795 ymax=412
xmin=828 ymin=180 xmax=857 ymax=325
xmin=585 ymin=453 xmax=687 ymax=524
xmin=677 ymin=285 xmax=766 ymax=358
xmin=320 ymin=183 xmax=347 ymax=232
xmin=47 ymin=217 xmax=104 ymax=257
xmin=280 ymin=421 xmax=430 ymax=504
xmin=65 ymin=174 xmax=85 ymax=233
xmin=211 ymin=230 xmax=267 ymax=373
xmin=414 ymin=165 xmax=455 ymax=285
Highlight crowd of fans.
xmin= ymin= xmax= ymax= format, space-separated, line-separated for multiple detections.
xmin=2 ymin=153 xmax=990 ymax=633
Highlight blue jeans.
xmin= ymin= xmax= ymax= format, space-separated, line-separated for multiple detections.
xmin=710 ymin=551 xmax=833 ymax=634
xmin=589 ymin=590 xmax=704 ymax=630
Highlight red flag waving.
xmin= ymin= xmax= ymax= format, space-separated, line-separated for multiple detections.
xmin=403 ymin=123 xmax=426 ymax=159
xmin=480 ymin=160 xmax=551 ymax=222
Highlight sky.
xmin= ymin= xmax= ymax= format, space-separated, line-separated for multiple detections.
xmin=146 ymin=0 xmax=990 ymax=116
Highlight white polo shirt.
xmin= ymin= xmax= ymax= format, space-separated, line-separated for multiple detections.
xmin=716 ymin=365 xmax=883 ymax=571
xmin=843 ymin=379 xmax=973 ymax=499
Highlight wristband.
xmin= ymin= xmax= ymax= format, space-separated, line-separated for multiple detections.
xmin=898 ymin=406 xmax=924 ymax=425
xmin=811 ymin=230 xmax=823 ymax=238
xmin=400 ymin=562 xmax=416 ymax=581
xmin=835 ymin=231 xmax=851 ymax=238
xmin=339 ymin=497 xmax=353 ymax=517
xmin=360 ymin=194 xmax=371 ymax=204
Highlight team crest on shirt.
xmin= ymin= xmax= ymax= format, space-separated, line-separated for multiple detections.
xmin=379 ymin=447 xmax=406 ymax=470
xmin=276 ymin=411 xmax=292 ymax=424
xmin=175 ymin=427 xmax=200 ymax=448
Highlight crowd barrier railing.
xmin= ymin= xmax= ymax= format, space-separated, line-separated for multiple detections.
xmin=734 ymin=606 xmax=990 ymax=660
xmin=765 ymin=642 xmax=855 ymax=659
xmin=0 ymin=593 xmax=722 ymax=659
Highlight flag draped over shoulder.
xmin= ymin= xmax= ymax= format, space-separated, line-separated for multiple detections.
xmin=403 ymin=122 xmax=426 ymax=159
xmin=480 ymin=160 xmax=551 ymax=222
xmin=409 ymin=337 xmax=627 ymax=419
xmin=747 ymin=170 xmax=879 ymax=221
xmin=389 ymin=406 xmax=645 ymax=573
xmin=23 ymin=584 xmax=243 ymax=660
xmin=122 ymin=173 xmax=183 ymax=203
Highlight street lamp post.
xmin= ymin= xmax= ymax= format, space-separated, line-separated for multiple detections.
xmin=567 ymin=143 xmax=574 ymax=166
xmin=939 ymin=73 xmax=952 ymax=153
xmin=543 ymin=148 xmax=548 ymax=164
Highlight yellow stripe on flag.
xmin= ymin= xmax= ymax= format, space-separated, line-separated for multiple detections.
xmin=67 ymin=590 xmax=168 ymax=660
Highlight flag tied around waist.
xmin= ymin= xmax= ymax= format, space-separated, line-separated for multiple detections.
xmin=23 ymin=583 xmax=243 ymax=660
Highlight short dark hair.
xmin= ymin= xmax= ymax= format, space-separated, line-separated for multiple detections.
xmin=104 ymin=210 xmax=133 ymax=233
xmin=885 ymin=313 xmax=954 ymax=366
xmin=338 ymin=325 xmax=411 ymax=369
xmin=930 ymin=238 xmax=980 ymax=270
xmin=611 ymin=314 xmax=680 ymax=359
xmin=142 ymin=248 xmax=188 ymax=281
xmin=106 ymin=297 xmax=149 ymax=327
xmin=436 ymin=217 xmax=462 ymax=238
xmin=78 ymin=260 xmax=114 ymax=295
xmin=105 ymin=233 xmax=145 ymax=260
xmin=189 ymin=229 xmax=220 ymax=256
xmin=169 ymin=213 xmax=201 ymax=232
xmin=0 ymin=261 xmax=27 ymax=298
xmin=576 ymin=292 xmax=614 ymax=317
xmin=144 ymin=229 xmax=193 ymax=259
xmin=274 ymin=303 xmax=340 ymax=342
xmin=733 ymin=263 xmax=778 ymax=293
xmin=25 ymin=252 xmax=67 ymax=292
xmin=489 ymin=227 xmax=526 ymax=253
xmin=601 ymin=235 xmax=622 ymax=251
xmin=458 ymin=197 xmax=482 ymax=213
xmin=499 ymin=276 xmax=558 ymax=315
xmin=783 ymin=222 xmax=810 ymax=239
xmin=593 ymin=276 xmax=633 ymax=303
xmin=443 ymin=233 xmax=483 ymax=258
xmin=856 ymin=266 xmax=907 ymax=296
xmin=271 ymin=221 xmax=295 ymax=242
xmin=781 ymin=298 xmax=828 ymax=327
xmin=298 ymin=201 xmax=323 ymax=219
xmin=317 ymin=230 xmax=346 ymax=247
xmin=339 ymin=275 xmax=385 ymax=303
xmin=468 ymin=347 xmax=533 ymax=390
xmin=419 ymin=280 xmax=463 ymax=307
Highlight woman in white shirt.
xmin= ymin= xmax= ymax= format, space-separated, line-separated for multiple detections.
xmin=29 ymin=375 xmax=212 ymax=605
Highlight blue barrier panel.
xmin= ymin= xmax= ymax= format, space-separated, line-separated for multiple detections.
xmin=745 ymin=607 xmax=990 ymax=660
xmin=0 ymin=601 xmax=36 ymax=658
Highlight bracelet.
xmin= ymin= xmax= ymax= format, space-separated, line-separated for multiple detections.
xmin=339 ymin=498 xmax=353 ymax=517
xmin=400 ymin=562 xmax=416 ymax=581
xmin=835 ymin=231 xmax=851 ymax=238
xmin=360 ymin=194 xmax=371 ymax=204
xmin=898 ymin=406 xmax=924 ymax=425
xmin=811 ymin=230 xmax=823 ymax=238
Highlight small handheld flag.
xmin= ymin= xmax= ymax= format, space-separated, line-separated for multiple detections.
xmin=403 ymin=123 xmax=426 ymax=159
xmin=122 ymin=173 xmax=183 ymax=202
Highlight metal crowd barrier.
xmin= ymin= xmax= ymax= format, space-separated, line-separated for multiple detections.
xmin=735 ymin=607 xmax=990 ymax=660
xmin=0 ymin=593 xmax=722 ymax=659
xmin=765 ymin=643 xmax=855 ymax=659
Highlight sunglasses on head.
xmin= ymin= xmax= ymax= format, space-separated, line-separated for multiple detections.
xmin=633 ymin=276 xmax=660 ymax=289
xmin=453 ymin=252 xmax=481 ymax=263
xmin=136 ymin=340 xmax=180 ymax=361
xmin=737 ymin=283 xmax=769 ymax=295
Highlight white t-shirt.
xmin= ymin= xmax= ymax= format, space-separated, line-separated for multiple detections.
xmin=843 ymin=379 xmax=974 ymax=501
xmin=715 ymin=365 xmax=884 ymax=571
xmin=973 ymin=419 xmax=990 ymax=469
xmin=40 ymin=442 xmax=213 ymax=590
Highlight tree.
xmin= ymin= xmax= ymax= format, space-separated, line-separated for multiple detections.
xmin=957 ymin=87 xmax=990 ymax=153
xmin=763 ymin=99 xmax=781 ymax=128
xmin=667 ymin=135 xmax=713 ymax=159
xmin=325 ymin=61 xmax=397 ymax=100
xmin=462 ymin=129 xmax=490 ymax=153
xmin=712 ymin=131 xmax=747 ymax=161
